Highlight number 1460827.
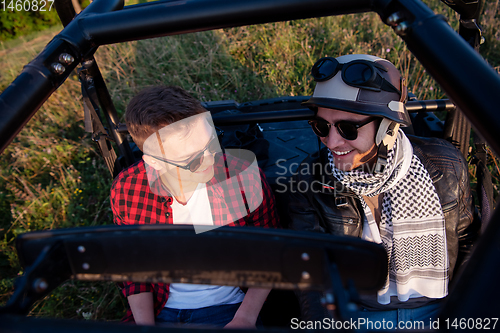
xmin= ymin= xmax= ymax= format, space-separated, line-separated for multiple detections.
xmin=444 ymin=318 xmax=498 ymax=330
xmin=1 ymin=0 xmax=54 ymax=12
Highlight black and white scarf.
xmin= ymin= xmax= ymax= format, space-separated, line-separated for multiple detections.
xmin=328 ymin=131 xmax=448 ymax=304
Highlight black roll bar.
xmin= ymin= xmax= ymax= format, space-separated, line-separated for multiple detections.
xmin=0 ymin=0 xmax=124 ymax=154
xmin=113 ymin=99 xmax=455 ymax=132
xmin=2 ymin=226 xmax=388 ymax=318
xmin=2 ymin=0 xmax=500 ymax=155
xmin=0 ymin=0 xmax=370 ymax=155
xmin=2 ymin=0 xmax=500 ymax=156
xmin=84 ymin=0 xmax=372 ymax=45
xmin=375 ymin=0 xmax=500 ymax=156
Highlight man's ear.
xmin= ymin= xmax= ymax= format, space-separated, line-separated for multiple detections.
xmin=143 ymin=155 xmax=163 ymax=171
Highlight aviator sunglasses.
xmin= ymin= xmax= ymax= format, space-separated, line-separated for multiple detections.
xmin=147 ymin=128 xmax=224 ymax=172
xmin=311 ymin=57 xmax=401 ymax=94
xmin=308 ymin=117 xmax=377 ymax=140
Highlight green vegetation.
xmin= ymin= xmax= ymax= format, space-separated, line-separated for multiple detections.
xmin=0 ymin=7 xmax=59 ymax=41
xmin=0 ymin=1 xmax=91 ymax=42
xmin=0 ymin=0 xmax=499 ymax=322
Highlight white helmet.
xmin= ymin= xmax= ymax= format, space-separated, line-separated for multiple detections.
xmin=304 ymin=54 xmax=410 ymax=173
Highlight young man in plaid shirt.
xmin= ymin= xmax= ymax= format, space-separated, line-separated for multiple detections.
xmin=110 ymin=86 xmax=280 ymax=327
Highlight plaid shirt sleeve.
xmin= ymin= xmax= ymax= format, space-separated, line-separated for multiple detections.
xmin=110 ymin=162 xmax=170 ymax=322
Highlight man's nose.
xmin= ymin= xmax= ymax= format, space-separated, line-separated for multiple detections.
xmin=323 ymin=125 xmax=346 ymax=148
xmin=202 ymin=149 xmax=215 ymax=166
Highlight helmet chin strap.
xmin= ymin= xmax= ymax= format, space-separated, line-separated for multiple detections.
xmin=374 ymin=118 xmax=400 ymax=174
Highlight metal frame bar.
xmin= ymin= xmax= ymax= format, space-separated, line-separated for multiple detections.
xmin=82 ymin=0 xmax=372 ymax=45
xmin=112 ymin=99 xmax=455 ymax=132
xmin=78 ymin=57 xmax=135 ymax=174
xmin=376 ymin=0 xmax=500 ymax=155
xmin=2 ymin=0 xmax=500 ymax=155
xmin=2 ymin=225 xmax=388 ymax=318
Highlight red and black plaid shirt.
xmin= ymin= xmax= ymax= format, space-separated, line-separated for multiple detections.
xmin=110 ymin=152 xmax=280 ymax=322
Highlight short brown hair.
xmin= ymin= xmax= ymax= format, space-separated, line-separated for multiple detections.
xmin=125 ymin=86 xmax=206 ymax=151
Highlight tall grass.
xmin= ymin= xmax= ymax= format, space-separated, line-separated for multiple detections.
xmin=0 ymin=0 xmax=499 ymax=321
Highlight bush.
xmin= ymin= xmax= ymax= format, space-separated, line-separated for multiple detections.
xmin=0 ymin=0 xmax=92 ymax=41
xmin=0 ymin=8 xmax=59 ymax=41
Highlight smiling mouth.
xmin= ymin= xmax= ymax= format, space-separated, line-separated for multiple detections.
xmin=332 ymin=150 xmax=353 ymax=156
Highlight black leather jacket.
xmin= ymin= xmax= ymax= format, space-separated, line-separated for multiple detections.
xmin=286 ymin=135 xmax=481 ymax=315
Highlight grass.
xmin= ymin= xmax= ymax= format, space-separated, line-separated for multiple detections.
xmin=0 ymin=0 xmax=499 ymax=322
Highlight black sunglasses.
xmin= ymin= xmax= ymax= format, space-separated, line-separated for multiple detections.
xmin=148 ymin=129 xmax=223 ymax=172
xmin=311 ymin=57 xmax=401 ymax=94
xmin=308 ymin=117 xmax=377 ymax=140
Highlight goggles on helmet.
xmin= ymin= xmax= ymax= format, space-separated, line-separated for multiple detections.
xmin=308 ymin=117 xmax=378 ymax=140
xmin=311 ymin=57 xmax=401 ymax=95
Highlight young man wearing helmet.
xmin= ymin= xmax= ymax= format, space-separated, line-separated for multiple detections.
xmin=287 ymin=55 xmax=480 ymax=325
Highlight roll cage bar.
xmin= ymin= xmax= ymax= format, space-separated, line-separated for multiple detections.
xmin=2 ymin=0 xmax=500 ymax=156
xmin=1 ymin=0 xmax=500 ymax=331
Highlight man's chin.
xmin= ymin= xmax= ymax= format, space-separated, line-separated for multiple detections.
xmin=334 ymin=160 xmax=355 ymax=172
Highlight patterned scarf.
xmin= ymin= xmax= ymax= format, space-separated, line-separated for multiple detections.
xmin=328 ymin=131 xmax=448 ymax=304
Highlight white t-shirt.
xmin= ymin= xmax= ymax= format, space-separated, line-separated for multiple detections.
xmin=165 ymin=183 xmax=245 ymax=309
